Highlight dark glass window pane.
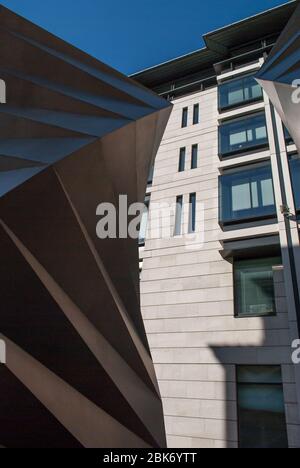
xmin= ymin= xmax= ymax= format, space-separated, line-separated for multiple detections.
xmin=147 ymin=165 xmax=154 ymax=186
xmin=193 ymin=104 xmax=199 ymax=124
xmin=188 ymin=193 xmax=196 ymax=233
xmin=289 ymin=154 xmax=300 ymax=211
xmin=191 ymin=144 xmax=198 ymax=169
xmin=219 ymin=113 xmax=269 ymax=157
xmin=234 ymin=257 xmax=281 ymax=317
xmin=178 ymin=147 xmax=186 ymax=172
xmin=237 ymin=366 xmax=282 ymax=384
xmin=182 ymin=107 xmax=188 ymax=128
xmin=219 ymin=164 xmax=276 ymax=224
xmin=237 ymin=366 xmax=288 ymax=449
xmin=219 ymin=74 xmax=263 ymax=110
xmin=284 ymin=126 xmax=294 ymax=145
xmin=174 ymin=195 xmax=183 ymax=236
xmin=139 ymin=195 xmax=150 ymax=245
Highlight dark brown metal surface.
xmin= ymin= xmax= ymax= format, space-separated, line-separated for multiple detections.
xmin=0 ymin=5 xmax=171 ymax=448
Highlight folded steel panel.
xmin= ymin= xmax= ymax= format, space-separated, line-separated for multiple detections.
xmin=0 ymin=5 xmax=172 ymax=448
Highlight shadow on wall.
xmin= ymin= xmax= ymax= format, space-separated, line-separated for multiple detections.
xmin=210 ymin=248 xmax=300 ymax=449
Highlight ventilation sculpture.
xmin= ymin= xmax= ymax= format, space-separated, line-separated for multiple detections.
xmin=0 ymin=6 xmax=171 ymax=448
xmin=256 ymin=2 xmax=300 ymax=152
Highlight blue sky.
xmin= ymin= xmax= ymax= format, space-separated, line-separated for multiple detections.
xmin=0 ymin=0 xmax=293 ymax=74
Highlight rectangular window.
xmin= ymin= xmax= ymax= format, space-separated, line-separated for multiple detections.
xmin=188 ymin=193 xmax=196 ymax=233
xmin=178 ymin=147 xmax=186 ymax=172
xmin=234 ymin=257 xmax=281 ymax=317
xmin=219 ymin=112 xmax=269 ymax=158
xmin=174 ymin=195 xmax=183 ymax=236
xmin=193 ymin=104 xmax=199 ymax=124
xmin=237 ymin=366 xmax=288 ymax=448
xmin=219 ymin=163 xmax=276 ymax=225
xmin=191 ymin=144 xmax=198 ymax=169
xmin=289 ymin=154 xmax=300 ymax=212
xmin=181 ymin=107 xmax=188 ymax=128
xmin=138 ymin=195 xmax=150 ymax=245
xmin=219 ymin=74 xmax=263 ymax=111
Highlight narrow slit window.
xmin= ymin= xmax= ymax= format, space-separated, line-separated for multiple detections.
xmin=178 ymin=147 xmax=186 ymax=172
xmin=193 ymin=104 xmax=199 ymax=124
xmin=191 ymin=144 xmax=198 ymax=169
xmin=188 ymin=193 xmax=196 ymax=233
xmin=181 ymin=107 xmax=188 ymax=128
xmin=174 ymin=195 xmax=183 ymax=236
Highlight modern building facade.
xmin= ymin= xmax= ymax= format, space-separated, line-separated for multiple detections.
xmin=134 ymin=1 xmax=300 ymax=448
xmin=0 ymin=6 xmax=171 ymax=448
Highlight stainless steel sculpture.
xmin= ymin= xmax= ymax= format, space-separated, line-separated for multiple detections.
xmin=0 ymin=5 xmax=171 ymax=448
xmin=256 ymin=2 xmax=300 ymax=152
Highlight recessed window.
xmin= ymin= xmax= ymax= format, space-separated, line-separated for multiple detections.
xmin=191 ymin=144 xmax=198 ymax=169
xmin=181 ymin=107 xmax=188 ymax=128
xmin=219 ymin=74 xmax=263 ymax=111
xmin=188 ymin=193 xmax=196 ymax=233
xmin=193 ymin=104 xmax=199 ymax=124
xmin=138 ymin=195 xmax=150 ymax=246
xmin=237 ymin=366 xmax=288 ymax=448
xmin=174 ymin=195 xmax=183 ymax=236
xmin=289 ymin=154 xmax=300 ymax=212
xmin=234 ymin=257 xmax=281 ymax=317
xmin=219 ymin=163 xmax=276 ymax=225
xmin=219 ymin=112 xmax=269 ymax=158
xmin=178 ymin=147 xmax=186 ymax=172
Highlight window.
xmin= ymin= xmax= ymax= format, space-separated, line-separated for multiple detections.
xmin=284 ymin=126 xmax=294 ymax=145
xmin=138 ymin=195 xmax=150 ymax=246
xmin=181 ymin=107 xmax=188 ymax=128
xmin=289 ymin=154 xmax=300 ymax=212
xmin=188 ymin=193 xmax=196 ymax=233
xmin=178 ymin=147 xmax=186 ymax=172
xmin=219 ymin=74 xmax=263 ymax=111
xmin=147 ymin=165 xmax=154 ymax=186
xmin=219 ymin=112 xmax=269 ymax=158
xmin=237 ymin=366 xmax=288 ymax=448
xmin=174 ymin=195 xmax=183 ymax=236
xmin=191 ymin=144 xmax=198 ymax=169
xmin=219 ymin=163 xmax=276 ymax=225
xmin=234 ymin=257 xmax=281 ymax=317
xmin=193 ymin=104 xmax=199 ymax=124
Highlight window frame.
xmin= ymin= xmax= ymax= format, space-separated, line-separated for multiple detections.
xmin=219 ymin=162 xmax=277 ymax=226
xmin=236 ymin=365 xmax=288 ymax=449
xmin=218 ymin=73 xmax=264 ymax=112
xmin=191 ymin=144 xmax=198 ymax=170
xmin=188 ymin=193 xmax=197 ymax=233
xmin=174 ymin=195 xmax=183 ymax=236
xmin=233 ymin=256 xmax=281 ymax=318
xmin=181 ymin=107 xmax=188 ymax=128
xmin=218 ymin=111 xmax=269 ymax=159
xmin=178 ymin=147 xmax=186 ymax=172
xmin=193 ymin=103 xmax=199 ymax=125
